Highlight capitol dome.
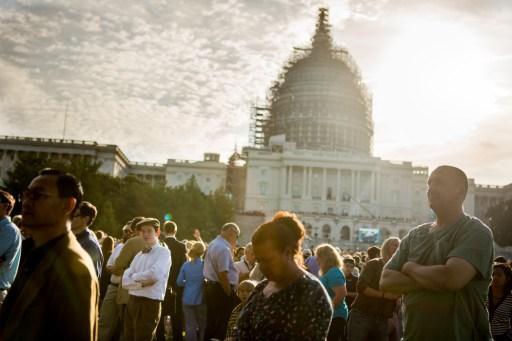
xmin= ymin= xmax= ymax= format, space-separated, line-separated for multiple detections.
xmin=262 ymin=8 xmax=373 ymax=155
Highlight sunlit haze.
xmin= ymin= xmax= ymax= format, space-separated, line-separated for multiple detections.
xmin=1 ymin=0 xmax=511 ymax=184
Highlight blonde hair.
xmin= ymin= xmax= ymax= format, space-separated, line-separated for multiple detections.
xmin=315 ymin=244 xmax=343 ymax=276
xmin=188 ymin=241 xmax=206 ymax=260
xmin=238 ymin=280 xmax=257 ymax=292
xmin=381 ymin=237 xmax=400 ymax=261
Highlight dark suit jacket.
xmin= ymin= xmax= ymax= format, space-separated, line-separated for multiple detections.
xmin=163 ymin=236 xmax=186 ymax=292
xmin=0 ymin=231 xmax=99 ymax=341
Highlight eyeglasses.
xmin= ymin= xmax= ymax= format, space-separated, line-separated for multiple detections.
xmin=21 ymin=189 xmax=58 ymax=202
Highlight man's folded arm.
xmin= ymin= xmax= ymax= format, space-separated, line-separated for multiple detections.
xmin=380 ymin=268 xmax=422 ymax=294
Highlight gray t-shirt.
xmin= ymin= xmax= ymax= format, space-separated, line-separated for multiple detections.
xmin=386 ymin=215 xmax=494 ymax=341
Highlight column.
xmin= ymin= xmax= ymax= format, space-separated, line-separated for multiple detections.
xmin=322 ymin=168 xmax=327 ymax=200
xmin=351 ymin=170 xmax=356 ymax=199
xmin=336 ymin=169 xmax=341 ymax=202
xmin=302 ymin=167 xmax=307 ymax=198
xmin=280 ymin=166 xmax=287 ymax=197
xmin=287 ymin=166 xmax=292 ymax=196
xmin=371 ymin=171 xmax=376 ymax=203
xmin=308 ymin=167 xmax=312 ymax=198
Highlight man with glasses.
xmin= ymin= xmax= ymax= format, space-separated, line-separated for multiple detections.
xmin=72 ymin=201 xmax=103 ymax=277
xmin=0 ymin=190 xmax=22 ymax=307
xmin=204 ymin=222 xmax=241 ymax=340
xmin=0 ymin=168 xmax=99 ymax=341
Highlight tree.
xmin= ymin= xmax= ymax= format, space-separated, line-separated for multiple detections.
xmin=4 ymin=155 xmax=236 ymax=242
xmin=487 ymin=199 xmax=512 ymax=247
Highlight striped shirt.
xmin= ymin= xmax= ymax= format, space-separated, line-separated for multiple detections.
xmin=488 ymin=290 xmax=512 ymax=336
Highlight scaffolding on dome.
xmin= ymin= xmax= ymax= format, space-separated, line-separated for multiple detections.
xmin=247 ymin=7 xmax=373 ymax=150
xmin=248 ymin=104 xmax=271 ymax=148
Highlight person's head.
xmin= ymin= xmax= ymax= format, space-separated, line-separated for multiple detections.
xmin=162 ymin=221 xmax=177 ymax=237
xmin=494 ymin=256 xmax=508 ymax=264
xmin=381 ymin=237 xmax=400 ymax=262
xmin=251 ymin=211 xmax=305 ymax=282
xmin=427 ymin=166 xmax=468 ymax=215
xmin=21 ymin=168 xmax=82 ymax=230
xmin=221 ymin=222 xmax=240 ymax=246
xmin=244 ymin=243 xmax=255 ymax=264
xmin=492 ymin=263 xmax=512 ymax=292
xmin=235 ymin=247 xmax=245 ymax=261
xmin=237 ymin=280 xmax=257 ymax=304
xmin=129 ymin=216 xmax=145 ymax=232
xmin=188 ymin=241 xmax=206 ymax=260
xmin=71 ymin=201 xmax=97 ymax=233
xmin=121 ymin=224 xmax=134 ymax=242
xmin=353 ymin=255 xmax=361 ymax=266
xmin=12 ymin=214 xmax=22 ymax=226
xmin=303 ymin=248 xmax=312 ymax=261
xmin=136 ymin=218 xmax=160 ymax=246
xmin=315 ymin=244 xmax=343 ymax=276
xmin=0 ymin=190 xmax=15 ymax=218
xmin=342 ymin=255 xmax=356 ymax=278
xmin=95 ymin=230 xmax=106 ymax=241
xmin=101 ymin=235 xmax=115 ymax=255
xmin=367 ymin=246 xmax=380 ymax=260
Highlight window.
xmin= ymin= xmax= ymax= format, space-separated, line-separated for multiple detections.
xmin=322 ymin=224 xmax=331 ymax=239
xmin=259 ymin=182 xmax=267 ymax=196
xmin=340 ymin=226 xmax=350 ymax=241
xmin=326 ymin=187 xmax=333 ymax=200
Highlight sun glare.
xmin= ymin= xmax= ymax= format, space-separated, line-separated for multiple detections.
xmin=373 ymin=18 xmax=497 ymax=154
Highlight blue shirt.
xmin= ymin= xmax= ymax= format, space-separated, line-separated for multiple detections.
xmin=76 ymin=229 xmax=103 ymax=277
xmin=177 ymin=258 xmax=204 ymax=305
xmin=320 ymin=267 xmax=349 ymax=320
xmin=305 ymin=256 xmax=320 ymax=277
xmin=203 ymin=235 xmax=238 ymax=285
xmin=0 ymin=217 xmax=22 ymax=289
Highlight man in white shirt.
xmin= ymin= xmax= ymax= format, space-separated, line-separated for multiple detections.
xmin=122 ymin=218 xmax=171 ymax=341
xmin=234 ymin=242 xmax=255 ymax=283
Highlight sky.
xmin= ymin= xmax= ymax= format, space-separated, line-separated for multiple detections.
xmin=1 ymin=0 xmax=511 ymax=185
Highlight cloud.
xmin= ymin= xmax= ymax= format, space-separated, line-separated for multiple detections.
xmin=0 ymin=0 xmax=511 ymax=185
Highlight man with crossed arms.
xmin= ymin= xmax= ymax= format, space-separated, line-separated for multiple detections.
xmin=380 ymin=165 xmax=494 ymax=341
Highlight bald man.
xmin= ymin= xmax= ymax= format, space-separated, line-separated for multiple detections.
xmin=379 ymin=165 xmax=494 ymax=341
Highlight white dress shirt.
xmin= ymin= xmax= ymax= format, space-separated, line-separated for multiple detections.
xmin=122 ymin=243 xmax=171 ymax=301
xmin=108 ymin=243 xmax=124 ymax=284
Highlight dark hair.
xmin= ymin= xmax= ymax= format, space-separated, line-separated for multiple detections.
xmin=492 ymin=263 xmax=512 ymax=294
xmin=252 ymin=211 xmax=304 ymax=257
xmin=0 ymin=190 xmax=15 ymax=215
xmin=94 ymin=230 xmax=106 ymax=241
xmin=38 ymin=168 xmax=83 ymax=215
xmin=129 ymin=216 xmax=145 ymax=231
xmin=163 ymin=221 xmax=177 ymax=234
xmin=101 ymin=236 xmax=115 ymax=255
xmin=367 ymin=246 xmax=381 ymax=260
xmin=78 ymin=201 xmax=97 ymax=226
xmin=343 ymin=255 xmax=355 ymax=266
xmin=495 ymin=256 xmax=508 ymax=264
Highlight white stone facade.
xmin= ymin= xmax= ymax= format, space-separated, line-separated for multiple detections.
xmin=0 ymin=136 xmax=225 ymax=195
xmin=244 ymin=142 xmax=433 ymax=247
xmin=165 ymin=153 xmax=226 ymax=194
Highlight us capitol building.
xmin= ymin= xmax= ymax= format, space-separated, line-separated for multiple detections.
xmin=1 ymin=9 xmax=510 ymax=247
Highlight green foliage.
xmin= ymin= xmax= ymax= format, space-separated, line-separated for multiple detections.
xmin=487 ymin=199 xmax=512 ymax=247
xmin=5 ymin=155 xmax=235 ymax=241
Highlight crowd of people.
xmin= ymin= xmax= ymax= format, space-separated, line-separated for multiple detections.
xmin=0 ymin=165 xmax=507 ymax=340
